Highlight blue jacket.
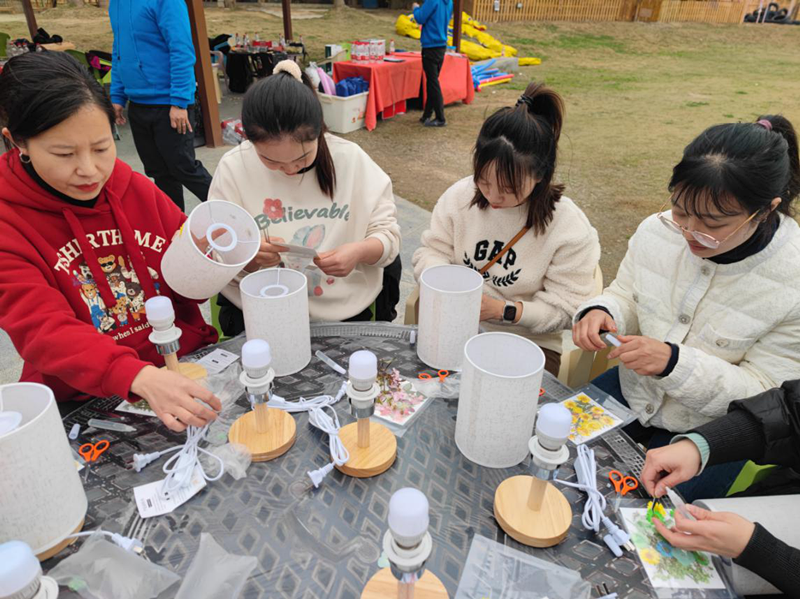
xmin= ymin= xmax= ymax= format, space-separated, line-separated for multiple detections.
xmin=109 ymin=0 xmax=196 ymax=108
xmin=413 ymin=0 xmax=453 ymax=49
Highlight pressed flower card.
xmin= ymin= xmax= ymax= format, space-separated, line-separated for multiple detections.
xmin=620 ymin=507 xmax=726 ymax=591
xmin=374 ymin=368 xmax=431 ymax=427
xmin=560 ymin=393 xmax=623 ymax=444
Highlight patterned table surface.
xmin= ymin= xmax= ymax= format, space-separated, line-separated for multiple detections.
xmin=48 ymin=323 xmax=662 ymax=599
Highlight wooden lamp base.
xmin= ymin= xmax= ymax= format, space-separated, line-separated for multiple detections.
xmin=161 ymin=358 xmax=207 ymax=381
xmin=494 ymin=475 xmax=572 ymax=548
xmin=228 ymin=406 xmax=296 ymax=462
xmin=335 ymin=420 xmax=397 ymax=478
xmin=361 ymin=567 xmax=448 ymax=599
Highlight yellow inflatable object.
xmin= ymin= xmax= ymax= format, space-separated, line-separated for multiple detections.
xmin=478 ymin=76 xmax=514 ymax=89
xmin=519 ymin=57 xmax=542 ymax=66
xmin=396 ymin=12 xmax=524 ymax=62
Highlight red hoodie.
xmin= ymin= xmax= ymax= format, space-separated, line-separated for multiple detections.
xmin=0 ymin=150 xmax=218 ymax=402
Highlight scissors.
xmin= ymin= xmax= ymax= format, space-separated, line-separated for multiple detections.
xmin=609 ymin=470 xmax=639 ymax=510
xmin=418 ymin=370 xmax=449 ymax=383
xmin=79 ymin=439 xmax=110 ymax=482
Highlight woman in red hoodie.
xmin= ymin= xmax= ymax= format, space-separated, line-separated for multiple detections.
xmin=0 ymin=52 xmax=220 ymax=431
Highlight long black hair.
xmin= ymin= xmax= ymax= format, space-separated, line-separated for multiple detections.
xmin=241 ymin=67 xmax=336 ymax=198
xmin=0 ymin=51 xmax=115 ymax=150
xmin=669 ymin=115 xmax=800 ymax=233
xmin=471 ymin=81 xmax=565 ymax=236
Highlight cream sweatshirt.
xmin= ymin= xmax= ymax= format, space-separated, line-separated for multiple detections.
xmin=413 ymin=177 xmax=601 ymax=352
xmin=209 ymin=135 xmax=401 ymax=321
xmin=575 ymin=213 xmax=800 ymax=432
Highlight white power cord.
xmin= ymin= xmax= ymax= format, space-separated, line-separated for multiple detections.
xmin=554 ymin=444 xmax=634 ymax=557
xmin=67 ymin=530 xmax=144 ymax=554
xmin=159 ymin=424 xmax=225 ymax=497
xmin=265 ymin=382 xmax=347 ymax=412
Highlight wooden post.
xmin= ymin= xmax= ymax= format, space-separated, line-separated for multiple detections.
xmin=452 ymin=0 xmax=463 ymax=53
xmin=281 ymin=0 xmax=293 ymax=42
xmin=21 ymin=0 xmax=38 ymax=40
xmin=527 ymin=477 xmax=547 ymax=511
xmin=357 ymin=417 xmax=370 ymax=448
xmin=185 ymin=0 xmax=223 ymax=148
xmin=397 ymin=581 xmax=415 ymax=599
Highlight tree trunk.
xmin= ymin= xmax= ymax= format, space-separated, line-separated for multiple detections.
xmin=333 ymin=0 xmax=346 ymax=7
xmin=224 ymin=0 xmax=236 ymax=8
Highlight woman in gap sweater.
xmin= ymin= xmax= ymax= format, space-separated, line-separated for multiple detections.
xmin=209 ymin=61 xmax=401 ymax=333
xmin=413 ymin=82 xmax=601 ymax=376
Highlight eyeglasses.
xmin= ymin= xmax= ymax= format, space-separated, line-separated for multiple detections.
xmin=656 ymin=201 xmax=760 ymax=249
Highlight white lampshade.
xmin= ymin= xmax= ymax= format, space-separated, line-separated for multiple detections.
xmin=161 ymin=201 xmax=260 ymax=300
xmin=417 ymin=265 xmax=483 ymax=370
xmin=241 ymin=268 xmax=311 ymax=377
xmin=455 ymin=333 xmax=545 ymax=468
xmin=0 ymin=383 xmax=88 ymax=559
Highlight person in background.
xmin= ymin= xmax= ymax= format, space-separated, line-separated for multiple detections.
xmin=413 ymin=82 xmax=600 ymax=376
xmin=641 ymin=379 xmax=800 ymax=596
xmin=109 ymin=0 xmax=213 ymax=212
xmin=0 ymin=52 xmax=220 ymax=431
xmin=412 ymin=0 xmax=453 ymax=127
xmin=209 ymin=61 xmax=401 ymax=335
xmin=572 ymin=115 xmax=800 ymax=501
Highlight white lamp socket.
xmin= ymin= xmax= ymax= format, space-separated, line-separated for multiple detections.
xmin=388 ymin=487 xmax=429 ymax=547
xmin=349 ymin=350 xmax=377 ymax=392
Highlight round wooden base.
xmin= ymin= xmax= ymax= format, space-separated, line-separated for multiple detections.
xmin=160 ymin=361 xmax=208 ymax=381
xmin=494 ymin=475 xmax=572 ymax=548
xmin=335 ymin=421 xmax=397 ymax=478
xmin=37 ymin=518 xmax=84 ymax=561
xmin=228 ymin=409 xmax=296 ymax=462
xmin=361 ymin=567 xmax=449 ymax=599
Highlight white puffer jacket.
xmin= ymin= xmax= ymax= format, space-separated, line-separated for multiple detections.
xmin=575 ymin=212 xmax=800 ymax=432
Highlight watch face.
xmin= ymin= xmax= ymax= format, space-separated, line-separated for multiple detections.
xmin=503 ymin=304 xmax=517 ymax=322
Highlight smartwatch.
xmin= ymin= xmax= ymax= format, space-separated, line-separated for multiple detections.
xmin=502 ymin=301 xmax=517 ymax=323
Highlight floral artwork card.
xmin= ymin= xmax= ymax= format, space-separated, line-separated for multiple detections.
xmin=560 ymin=393 xmax=623 ymax=444
xmin=374 ymin=369 xmax=431 ymax=426
xmin=116 ymin=398 xmax=156 ymax=417
xmin=620 ymin=507 xmax=726 ymax=591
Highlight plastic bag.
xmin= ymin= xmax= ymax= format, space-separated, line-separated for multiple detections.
xmin=221 ymin=118 xmax=245 ymax=146
xmin=413 ymin=372 xmax=461 ymax=399
xmin=203 ymin=362 xmax=248 ymax=446
xmin=200 ymin=443 xmax=252 ymax=480
xmin=455 ymin=534 xmax=591 ymax=599
xmin=174 ymin=533 xmax=257 ymax=599
xmin=48 ymin=535 xmax=180 ymax=599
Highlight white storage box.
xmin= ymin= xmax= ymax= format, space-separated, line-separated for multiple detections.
xmin=318 ymin=91 xmax=368 ymax=134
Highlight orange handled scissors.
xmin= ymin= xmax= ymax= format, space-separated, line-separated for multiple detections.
xmin=79 ymin=440 xmax=110 ymax=482
xmin=418 ymin=370 xmax=450 ymax=383
xmin=609 ymin=470 xmax=639 ymax=496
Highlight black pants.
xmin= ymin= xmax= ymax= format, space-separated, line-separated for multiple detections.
xmin=127 ymin=102 xmax=213 ymax=212
xmin=217 ymin=254 xmax=403 ymax=337
xmin=421 ymin=46 xmax=446 ymax=122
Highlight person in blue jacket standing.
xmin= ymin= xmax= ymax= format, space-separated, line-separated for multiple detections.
xmin=412 ymin=0 xmax=453 ymax=127
xmin=109 ymin=0 xmax=212 ymax=211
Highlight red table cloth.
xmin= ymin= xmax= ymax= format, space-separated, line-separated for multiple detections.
xmin=333 ymin=52 xmax=474 ymax=131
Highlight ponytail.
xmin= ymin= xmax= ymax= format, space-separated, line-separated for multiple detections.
xmin=759 ymin=114 xmax=800 ymax=209
xmin=470 ymin=81 xmax=565 ymax=235
xmin=241 ymin=61 xmax=336 ymax=198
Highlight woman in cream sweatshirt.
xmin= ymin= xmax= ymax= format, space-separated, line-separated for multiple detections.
xmin=209 ymin=61 xmax=401 ymax=333
xmin=573 ymin=115 xmax=800 ymax=501
xmin=413 ymin=82 xmax=601 ymax=376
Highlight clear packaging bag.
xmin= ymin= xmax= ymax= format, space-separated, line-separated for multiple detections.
xmin=174 ymin=533 xmax=257 ymax=599
xmin=48 ymin=535 xmax=180 ymax=599
xmin=455 ymin=534 xmax=591 ymax=599
xmin=200 ymin=443 xmax=252 ymax=480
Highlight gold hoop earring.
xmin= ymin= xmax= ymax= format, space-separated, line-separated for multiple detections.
xmin=19 ymin=154 xmax=31 ymax=164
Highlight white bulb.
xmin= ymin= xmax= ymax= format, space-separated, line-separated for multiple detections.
xmin=144 ymin=296 xmax=175 ymax=330
xmin=349 ymin=350 xmax=377 ymax=390
xmin=388 ymin=488 xmax=429 ymax=541
xmin=242 ymin=339 xmax=272 ymax=375
xmin=535 ymin=403 xmax=572 ymax=450
xmin=0 ymin=541 xmax=41 ymax=596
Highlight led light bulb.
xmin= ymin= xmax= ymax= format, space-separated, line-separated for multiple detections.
xmin=242 ymin=339 xmax=272 ymax=380
xmin=0 ymin=540 xmax=42 ymax=598
xmin=535 ymin=403 xmax=572 ymax=451
xmin=144 ymin=296 xmax=175 ymax=331
xmin=349 ymin=350 xmax=377 ymax=391
xmin=388 ymin=487 xmax=429 ymax=547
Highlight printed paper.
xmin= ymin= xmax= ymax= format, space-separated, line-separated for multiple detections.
xmin=560 ymin=393 xmax=623 ymax=444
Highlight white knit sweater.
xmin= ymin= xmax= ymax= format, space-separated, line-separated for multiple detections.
xmin=413 ymin=177 xmax=601 ymax=352
xmin=575 ymin=212 xmax=800 ymax=432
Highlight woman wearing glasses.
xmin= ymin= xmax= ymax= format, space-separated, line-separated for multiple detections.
xmin=572 ymin=115 xmax=800 ymax=501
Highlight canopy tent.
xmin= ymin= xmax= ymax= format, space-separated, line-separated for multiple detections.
xmin=18 ymin=0 xmax=223 ymax=147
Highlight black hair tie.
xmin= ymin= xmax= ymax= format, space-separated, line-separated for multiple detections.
xmin=516 ymin=95 xmax=534 ymax=109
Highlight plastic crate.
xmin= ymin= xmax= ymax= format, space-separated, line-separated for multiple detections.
xmin=317 ymin=91 xmax=368 ymax=135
